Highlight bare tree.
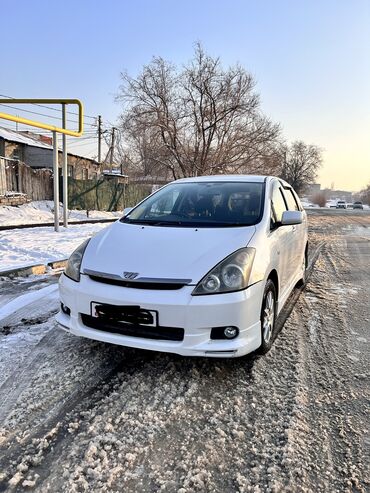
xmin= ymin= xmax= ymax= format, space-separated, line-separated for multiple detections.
xmin=117 ymin=44 xmax=281 ymax=179
xmin=115 ymin=127 xmax=168 ymax=179
xmin=280 ymin=141 xmax=323 ymax=194
xmin=312 ymin=191 xmax=327 ymax=207
xmin=358 ymin=183 xmax=370 ymax=205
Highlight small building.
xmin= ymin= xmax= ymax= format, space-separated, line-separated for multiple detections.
xmin=102 ymin=169 xmax=129 ymax=184
xmin=0 ymin=126 xmax=100 ymax=179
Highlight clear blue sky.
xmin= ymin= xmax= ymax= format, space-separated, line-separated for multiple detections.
xmin=1 ymin=0 xmax=369 ymax=190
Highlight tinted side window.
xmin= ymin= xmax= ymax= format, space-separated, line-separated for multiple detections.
xmin=271 ymin=182 xmax=287 ymax=225
xmin=291 ymin=188 xmax=303 ymax=211
xmin=282 ymin=188 xmax=299 ymax=211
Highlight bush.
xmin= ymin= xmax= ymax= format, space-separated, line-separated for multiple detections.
xmin=312 ymin=192 xmax=327 ymax=207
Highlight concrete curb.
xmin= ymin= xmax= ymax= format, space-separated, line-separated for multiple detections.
xmin=0 ymin=259 xmax=68 ymax=278
xmin=47 ymin=259 xmax=68 ymax=270
xmin=0 ymin=218 xmax=117 ymax=231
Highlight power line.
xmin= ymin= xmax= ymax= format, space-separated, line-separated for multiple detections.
xmin=0 ymin=124 xmax=97 ymax=138
xmin=68 ymin=142 xmax=96 ymax=148
xmin=0 ymin=103 xmax=97 ymax=128
xmin=65 ymin=131 xmax=98 ymax=136
xmin=70 ymin=136 xmax=98 ymax=141
xmin=0 ymin=93 xmax=96 ymax=120
xmin=68 ymin=140 xmax=98 ymax=147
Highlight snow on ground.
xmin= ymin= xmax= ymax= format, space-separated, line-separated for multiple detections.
xmin=0 ymin=222 xmax=113 ymax=272
xmin=0 ymin=201 xmax=122 ymax=226
xmin=0 ymin=211 xmax=368 ymax=492
xmin=0 ymin=284 xmax=58 ymax=322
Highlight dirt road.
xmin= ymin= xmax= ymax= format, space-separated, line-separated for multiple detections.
xmin=0 ymin=211 xmax=369 ymax=492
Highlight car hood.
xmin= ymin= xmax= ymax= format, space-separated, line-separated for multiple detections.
xmin=82 ymin=221 xmax=256 ymax=284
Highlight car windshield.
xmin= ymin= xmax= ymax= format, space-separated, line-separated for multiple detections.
xmin=122 ymin=181 xmax=264 ymax=227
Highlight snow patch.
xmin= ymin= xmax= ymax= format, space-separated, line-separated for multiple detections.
xmin=0 ymin=284 xmax=57 ymax=322
xmin=0 ymin=200 xmax=121 ymax=226
xmin=0 ymin=222 xmax=110 ymax=272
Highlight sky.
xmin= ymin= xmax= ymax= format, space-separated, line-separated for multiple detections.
xmin=1 ymin=0 xmax=369 ymax=191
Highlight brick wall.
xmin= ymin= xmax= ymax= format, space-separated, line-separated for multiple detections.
xmin=0 ymin=195 xmax=29 ymax=206
xmin=5 ymin=142 xmax=24 ymax=161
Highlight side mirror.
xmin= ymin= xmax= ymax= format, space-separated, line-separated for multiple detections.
xmin=281 ymin=210 xmax=303 ymax=226
xmin=123 ymin=207 xmax=133 ymax=216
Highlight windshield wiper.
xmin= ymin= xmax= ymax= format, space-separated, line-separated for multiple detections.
xmin=154 ymin=221 xmax=184 ymax=226
xmin=122 ymin=218 xmax=255 ymax=227
xmin=211 ymin=222 xmax=254 ymax=227
xmin=122 ymin=218 xmax=158 ymax=225
xmin=123 ymin=218 xmax=185 ymax=226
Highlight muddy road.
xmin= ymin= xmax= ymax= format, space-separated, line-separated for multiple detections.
xmin=0 ymin=211 xmax=369 ymax=492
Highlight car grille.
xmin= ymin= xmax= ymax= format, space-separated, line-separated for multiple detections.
xmin=81 ymin=314 xmax=184 ymax=341
xmin=87 ymin=274 xmax=189 ymax=290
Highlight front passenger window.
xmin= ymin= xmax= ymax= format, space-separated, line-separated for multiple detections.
xmin=282 ymin=188 xmax=300 ymax=211
xmin=271 ymin=183 xmax=287 ymax=227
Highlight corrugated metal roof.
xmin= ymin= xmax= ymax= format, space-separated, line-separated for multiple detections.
xmin=0 ymin=126 xmax=99 ymax=164
xmin=0 ymin=126 xmax=52 ymax=149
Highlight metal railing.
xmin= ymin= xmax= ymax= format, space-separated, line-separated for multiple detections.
xmin=0 ymin=99 xmax=84 ymax=230
xmin=0 ymin=99 xmax=84 ymax=137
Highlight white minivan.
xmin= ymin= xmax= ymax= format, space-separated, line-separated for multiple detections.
xmin=56 ymin=175 xmax=308 ymax=358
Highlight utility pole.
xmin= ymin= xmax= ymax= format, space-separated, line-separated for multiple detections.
xmin=97 ymin=115 xmax=102 ymax=164
xmin=62 ymin=104 xmax=68 ymax=227
xmin=109 ymin=127 xmax=116 ymax=174
xmin=52 ymin=131 xmax=59 ymax=232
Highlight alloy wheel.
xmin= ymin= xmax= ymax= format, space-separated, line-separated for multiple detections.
xmin=262 ymin=291 xmax=275 ymax=343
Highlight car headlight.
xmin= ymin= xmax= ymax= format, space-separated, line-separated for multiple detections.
xmin=64 ymin=239 xmax=90 ymax=282
xmin=192 ymin=248 xmax=256 ymax=295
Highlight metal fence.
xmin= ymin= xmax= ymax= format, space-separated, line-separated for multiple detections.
xmin=0 ymin=157 xmax=152 ymax=210
xmin=64 ymin=177 xmax=152 ymax=212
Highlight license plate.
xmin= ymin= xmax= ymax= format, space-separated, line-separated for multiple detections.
xmin=91 ymin=302 xmax=157 ymax=326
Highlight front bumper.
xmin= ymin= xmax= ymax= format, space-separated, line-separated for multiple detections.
xmin=56 ymin=273 xmax=264 ymax=358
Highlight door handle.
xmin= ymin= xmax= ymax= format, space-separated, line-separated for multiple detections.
xmin=292 ymin=226 xmax=297 ymax=232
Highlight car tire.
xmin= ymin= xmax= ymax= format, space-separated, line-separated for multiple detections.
xmin=258 ymin=280 xmax=277 ymax=354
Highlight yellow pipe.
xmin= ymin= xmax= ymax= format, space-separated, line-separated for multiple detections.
xmin=0 ymin=99 xmax=84 ymax=137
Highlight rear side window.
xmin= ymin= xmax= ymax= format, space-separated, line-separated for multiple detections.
xmin=271 ymin=182 xmax=287 ymax=225
xmin=282 ymin=188 xmax=300 ymax=211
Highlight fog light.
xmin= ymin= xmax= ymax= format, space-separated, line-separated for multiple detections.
xmin=210 ymin=326 xmax=240 ymax=340
xmin=224 ymin=326 xmax=238 ymax=339
xmin=61 ymin=303 xmax=71 ymax=316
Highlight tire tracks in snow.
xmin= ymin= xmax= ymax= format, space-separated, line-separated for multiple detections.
xmin=0 ymin=347 xmax=155 ymax=491
xmin=4 ymin=220 xmax=367 ymax=492
xmin=278 ymin=221 xmax=369 ymax=492
xmin=16 ymin=246 xmax=324 ymax=492
xmin=0 ymin=327 xmax=64 ymax=425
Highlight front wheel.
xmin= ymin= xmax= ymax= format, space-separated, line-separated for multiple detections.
xmin=258 ymin=280 xmax=277 ymax=354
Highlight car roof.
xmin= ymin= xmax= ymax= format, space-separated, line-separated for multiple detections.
xmin=173 ymin=175 xmax=274 ymax=184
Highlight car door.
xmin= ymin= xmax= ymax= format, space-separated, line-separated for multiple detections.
xmin=281 ymin=185 xmax=306 ymax=282
xmin=269 ymin=180 xmax=292 ymax=299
